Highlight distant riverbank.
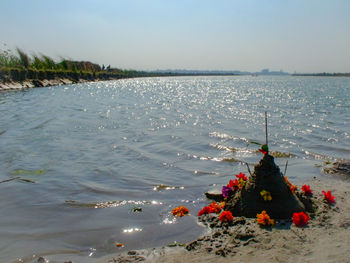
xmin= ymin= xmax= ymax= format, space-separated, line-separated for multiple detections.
xmin=0 ymin=70 xmax=239 ymax=92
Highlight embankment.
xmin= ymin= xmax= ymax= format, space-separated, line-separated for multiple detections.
xmin=0 ymin=67 xmax=156 ymax=91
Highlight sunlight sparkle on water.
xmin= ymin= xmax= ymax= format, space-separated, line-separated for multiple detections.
xmin=123 ymin=227 xmax=143 ymax=233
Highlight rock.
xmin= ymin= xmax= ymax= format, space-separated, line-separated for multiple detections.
xmin=323 ymin=161 xmax=350 ymax=179
xmin=205 ymin=189 xmax=224 ymax=202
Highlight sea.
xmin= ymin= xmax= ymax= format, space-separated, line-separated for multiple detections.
xmin=0 ymin=76 xmax=349 ymax=262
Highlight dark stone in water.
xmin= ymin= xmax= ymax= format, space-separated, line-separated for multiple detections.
xmin=205 ymin=189 xmax=224 ymax=202
xmin=225 ymin=154 xmax=305 ymax=219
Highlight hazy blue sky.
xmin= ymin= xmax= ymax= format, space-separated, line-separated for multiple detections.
xmin=1 ymin=0 xmax=349 ymax=73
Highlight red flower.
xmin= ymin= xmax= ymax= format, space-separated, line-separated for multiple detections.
xmin=259 ymin=148 xmax=267 ymax=155
xmin=301 ymin=185 xmax=313 ymax=195
xmin=198 ymin=206 xmax=211 ymax=216
xmin=208 ymin=202 xmax=222 ymax=213
xmin=292 ymin=212 xmax=310 ymax=227
xmin=235 ymin=172 xmax=247 ymax=181
xmin=227 ymin=179 xmax=236 ymax=188
xmin=322 ymin=191 xmax=335 ymax=204
xmin=198 ymin=202 xmax=223 ymax=216
xmin=219 ymin=211 xmax=234 ymax=222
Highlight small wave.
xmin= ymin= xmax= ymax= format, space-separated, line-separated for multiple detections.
xmin=209 ymin=132 xmax=233 ymax=139
xmin=209 ymin=132 xmax=259 ymax=146
xmin=30 ymin=118 xmax=54 ymax=130
xmin=197 ymin=155 xmax=243 ymax=163
xmin=210 ymin=143 xmax=294 ymax=158
xmin=221 ymin=158 xmax=243 ymax=163
xmin=210 ymin=143 xmax=256 ymax=154
xmin=153 ymin=184 xmax=185 ymax=191
xmin=65 ymin=200 xmax=163 ymax=209
xmin=194 ymin=170 xmax=217 ymax=176
xmin=304 ymin=150 xmax=334 ymax=161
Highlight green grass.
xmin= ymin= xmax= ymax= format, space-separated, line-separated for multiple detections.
xmin=0 ymin=46 xmax=172 ymax=83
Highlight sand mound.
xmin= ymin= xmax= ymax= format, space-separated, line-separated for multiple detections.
xmin=226 ymin=154 xmax=305 ymax=219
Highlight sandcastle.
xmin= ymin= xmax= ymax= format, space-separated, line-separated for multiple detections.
xmin=212 ymin=112 xmax=307 ymax=219
xmin=225 ymin=153 xmax=305 ymax=219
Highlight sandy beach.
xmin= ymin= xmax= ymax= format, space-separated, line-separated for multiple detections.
xmin=99 ymin=173 xmax=350 ymax=263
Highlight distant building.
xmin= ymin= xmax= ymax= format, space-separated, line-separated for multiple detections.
xmin=258 ymin=68 xmax=289 ymax=76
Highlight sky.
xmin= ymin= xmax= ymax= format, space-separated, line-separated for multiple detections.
xmin=1 ymin=0 xmax=350 ymax=73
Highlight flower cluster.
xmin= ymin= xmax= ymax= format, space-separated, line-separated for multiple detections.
xmin=222 ymin=172 xmax=248 ymax=198
xmin=284 ymin=176 xmax=297 ymax=193
xmin=322 ymin=190 xmax=335 ymax=204
xmin=301 ymin=185 xmax=313 ymax=195
xmin=292 ymin=212 xmax=310 ymax=227
xmin=256 ymin=210 xmax=274 ymax=226
xmin=198 ymin=202 xmax=225 ymax=216
xmin=172 ymin=205 xmax=189 ymax=217
xmin=219 ymin=211 xmax=234 ymax=222
xmin=260 ymin=190 xmax=272 ymax=201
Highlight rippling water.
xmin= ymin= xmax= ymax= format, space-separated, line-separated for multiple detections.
xmin=0 ymin=76 xmax=349 ymax=262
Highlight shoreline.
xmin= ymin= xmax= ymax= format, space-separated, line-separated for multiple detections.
xmin=97 ymin=175 xmax=350 ymax=263
xmin=0 ymin=77 xmax=126 ymax=92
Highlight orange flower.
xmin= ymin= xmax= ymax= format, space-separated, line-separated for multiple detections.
xmin=219 ymin=211 xmax=234 ymax=222
xmin=172 ymin=205 xmax=189 ymax=217
xmin=284 ymin=176 xmax=297 ymax=193
xmin=256 ymin=210 xmax=274 ymax=226
xmin=292 ymin=212 xmax=310 ymax=227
